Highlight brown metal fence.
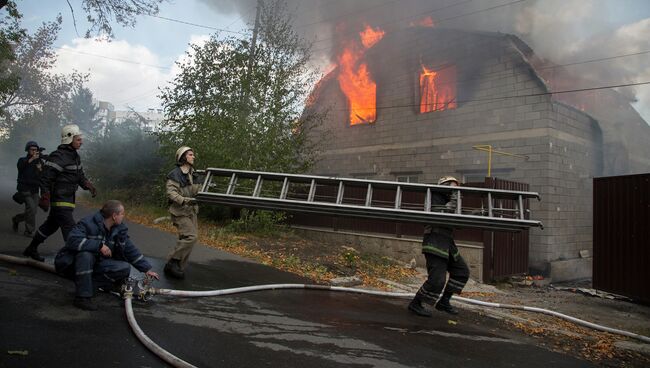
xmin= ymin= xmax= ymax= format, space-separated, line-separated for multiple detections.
xmin=593 ymin=173 xmax=650 ymax=303
xmin=289 ymin=177 xmax=530 ymax=281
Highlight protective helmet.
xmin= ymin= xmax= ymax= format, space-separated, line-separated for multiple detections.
xmin=437 ymin=176 xmax=459 ymax=186
xmin=61 ymin=124 xmax=82 ymax=144
xmin=175 ymin=146 xmax=193 ymax=164
xmin=24 ymin=141 xmax=40 ymax=152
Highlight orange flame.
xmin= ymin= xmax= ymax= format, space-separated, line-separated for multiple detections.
xmin=420 ymin=64 xmax=457 ymax=113
xmin=410 ymin=16 xmax=435 ymax=28
xmin=337 ymin=24 xmax=385 ymax=125
xmin=359 ymin=24 xmax=385 ymax=48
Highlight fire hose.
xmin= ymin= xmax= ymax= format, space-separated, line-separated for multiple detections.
xmin=1 ymin=253 xmax=649 ymax=368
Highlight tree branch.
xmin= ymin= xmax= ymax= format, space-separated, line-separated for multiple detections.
xmin=66 ymin=0 xmax=80 ymax=37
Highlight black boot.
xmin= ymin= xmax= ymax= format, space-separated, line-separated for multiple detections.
xmin=164 ymin=259 xmax=185 ymax=279
xmin=435 ymin=292 xmax=459 ymax=315
xmin=408 ymin=297 xmax=432 ymax=317
xmin=74 ymin=297 xmax=98 ymax=311
xmin=22 ymin=244 xmax=44 ymax=262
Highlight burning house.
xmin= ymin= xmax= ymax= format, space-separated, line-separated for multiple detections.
xmin=303 ymin=24 xmax=650 ymax=281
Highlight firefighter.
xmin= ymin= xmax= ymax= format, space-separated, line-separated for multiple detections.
xmin=12 ymin=141 xmax=45 ymax=237
xmin=22 ymin=124 xmax=97 ymax=262
xmin=164 ymin=146 xmax=201 ymax=279
xmin=54 ymin=200 xmax=159 ymax=311
xmin=408 ymin=176 xmax=470 ymax=317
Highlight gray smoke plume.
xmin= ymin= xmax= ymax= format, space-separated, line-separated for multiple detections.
xmin=199 ymin=0 xmax=650 ymax=120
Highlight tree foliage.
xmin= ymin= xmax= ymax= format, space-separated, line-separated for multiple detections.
xmin=158 ymin=0 xmax=324 ymax=173
xmin=0 ymin=11 xmax=85 ymax=122
xmin=67 ymin=86 xmax=102 ymax=140
xmin=79 ymin=0 xmax=168 ymax=39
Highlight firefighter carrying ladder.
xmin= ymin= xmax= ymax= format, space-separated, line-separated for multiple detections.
xmin=196 ymin=168 xmax=543 ymax=232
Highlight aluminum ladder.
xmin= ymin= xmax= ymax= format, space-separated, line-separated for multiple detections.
xmin=196 ymin=168 xmax=543 ymax=232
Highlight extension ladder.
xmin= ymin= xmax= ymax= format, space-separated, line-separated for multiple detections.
xmin=196 ymin=168 xmax=543 ymax=232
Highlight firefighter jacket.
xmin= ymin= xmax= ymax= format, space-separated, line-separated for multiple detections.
xmin=422 ymin=191 xmax=460 ymax=261
xmin=55 ymin=211 xmax=152 ymax=273
xmin=40 ymin=144 xmax=90 ymax=209
xmin=17 ymin=155 xmax=44 ymax=193
xmin=166 ymin=166 xmax=201 ymax=217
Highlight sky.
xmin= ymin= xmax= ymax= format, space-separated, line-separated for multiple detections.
xmin=13 ymin=0 xmax=650 ymax=122
xmin=17 ymin=0 xmax=248 ymax=112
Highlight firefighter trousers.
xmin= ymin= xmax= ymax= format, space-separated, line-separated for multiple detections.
xmin=30 ymin=207 xmax=75 ymax=247
xmin=415 ymin=253 xmax=470 ymax=305
xmin=55 ymin=251 xmax=131 ymax=298
xmin=167 ymin=213 xmax=198 ymax=269
xmin=13 ymin=192 xmax=39 ymax=234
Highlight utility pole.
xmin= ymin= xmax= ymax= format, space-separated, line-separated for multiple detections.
xmin=247 ymin=0 xmax=262 ymax=76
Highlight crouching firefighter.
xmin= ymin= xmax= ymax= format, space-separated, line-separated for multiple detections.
xmin=408 ymin=176 xmax=470 ymax=317
xmin=164 ymin=146 xmax=202 ymax=279
xmin=22 ymin=124 xmax=97 ymax=262
xmin=54 ymin=200 xmax=159 ymax=311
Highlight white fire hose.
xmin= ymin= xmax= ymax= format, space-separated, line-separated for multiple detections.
xmin=1 ymin=253 xmax=649 ymax=368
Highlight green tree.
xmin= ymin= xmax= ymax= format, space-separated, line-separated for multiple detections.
xmin=67 ymin=86 xmax=102 ymax=141
xmin=0 ymin=13 xmax=85 ymax=123
xmin=158 ymin=0 xmax=324 ymax=173
xmin=0 ymin=1 xmax=24 ymax=117
xmin=0 ymin=0 xmax=168 ymax=39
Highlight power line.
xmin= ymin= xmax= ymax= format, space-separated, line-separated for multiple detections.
xmin=147 ymin=14 xmax=251 ymax=36
xmin=55 ymin=47 xmax=172 ymax=70
xmin=327 ymin=80 xmax=650 ymax=113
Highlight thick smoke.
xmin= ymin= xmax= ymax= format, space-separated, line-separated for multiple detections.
xmin=199 ymin=0 xmax=650 ymax=119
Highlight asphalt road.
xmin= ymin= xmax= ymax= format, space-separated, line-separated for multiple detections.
xmin=0 ymin=179 xmax=592 ymax=367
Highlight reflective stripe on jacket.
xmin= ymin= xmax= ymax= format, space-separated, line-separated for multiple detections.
xmin=422 ymin=191 xmax=459 ymax=261
xmin=40 ymin=144 xmax=89 ymax=206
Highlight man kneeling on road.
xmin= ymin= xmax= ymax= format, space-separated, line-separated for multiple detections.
xmin=55 ymin=200 xmax=159 ymax=311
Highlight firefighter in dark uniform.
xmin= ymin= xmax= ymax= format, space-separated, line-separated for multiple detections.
xmin=12 ymin=141 xmax=45 ymax=237
xmin=55 ymin=200 xmax=159 ymax=310
xmin=408 ymin=176 xmax=470 ymax=317
xmin=22 ymin=124 xmax=97 ymax=262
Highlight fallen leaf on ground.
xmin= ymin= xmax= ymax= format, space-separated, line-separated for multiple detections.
xmin=7 ymin=350 xmax=28 ymax=355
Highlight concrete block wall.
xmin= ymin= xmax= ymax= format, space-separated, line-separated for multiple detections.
xmin=305 ymin=29 xmax=604 ymax=281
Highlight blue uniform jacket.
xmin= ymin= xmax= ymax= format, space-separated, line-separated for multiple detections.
xmin=56 ymin=211 xmax=152 ymax=273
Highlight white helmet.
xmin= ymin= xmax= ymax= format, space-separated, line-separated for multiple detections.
xmin=175 ymin=146 xmax=193 ymax=164
xmin=438 ymin=176 xmax=459 ymax=186
xmin=61 ymin=124 xmax=82 ymax=144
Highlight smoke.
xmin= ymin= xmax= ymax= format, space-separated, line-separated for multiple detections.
xmin=198 ymin=0 xmax=650 ymax=120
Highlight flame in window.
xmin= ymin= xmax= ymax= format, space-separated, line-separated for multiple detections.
xmin=337 ymin=24 xmax=385 ymax=125
xmin=420 ymin=64 xmax=457 ymax=113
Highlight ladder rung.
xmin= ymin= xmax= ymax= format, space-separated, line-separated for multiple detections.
xmin=307 ymin=179 xmax=316 ymax=202
xmin=425 ymin=188 xmax=431 ymax=212
xmin=280 ymin=177 xmax=289 ymax=199
xmin=253 ymin=175 xmax=263 ymax=197
xmin=200 ymin=170 xmax=212 ymax=193
xmin=394 ymin=186 xmax=402 ymax=209
xmin=226 ymin=173 xmax=237 ymax=195
xmin=455 ymin=189 xmax=462 ymax=214
xmin=487 ymin=192 xmax=493 ymax=217
xmin=336 ymin=181 xmax=344 ymax=204
xmin=518 ymin=195 xmax=525 ymax=220
xmin=365 ymin=183 xmax=373 ymax=207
